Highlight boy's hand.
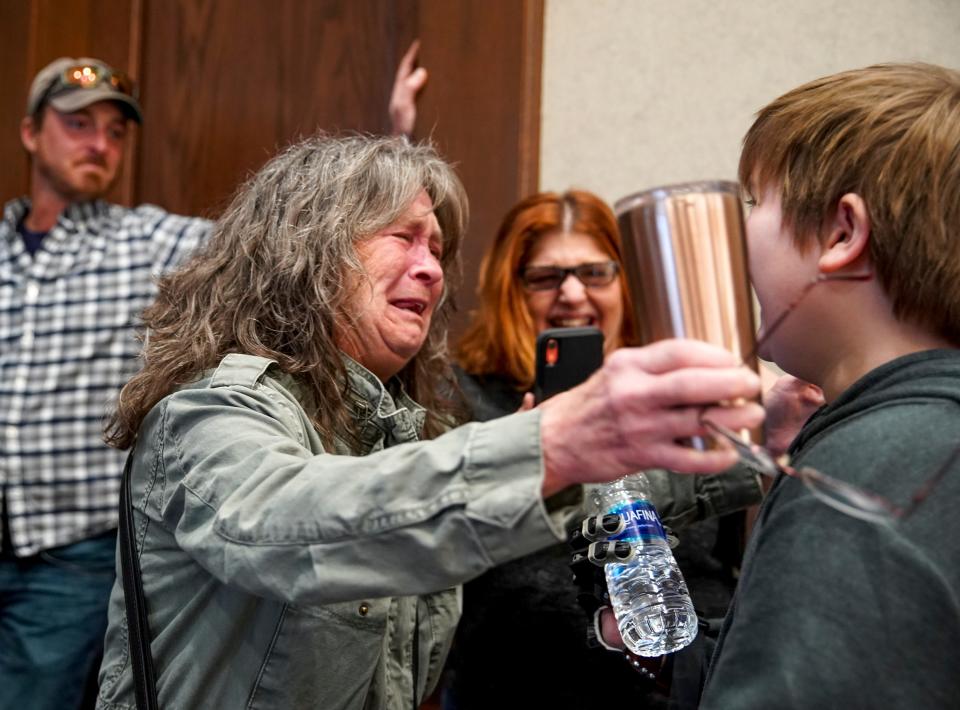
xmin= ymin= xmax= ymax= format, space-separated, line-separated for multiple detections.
xmin=762 ymin=372 xmax=825 ymax=456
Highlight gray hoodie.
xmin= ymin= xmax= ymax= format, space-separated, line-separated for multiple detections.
xmin=703 ymin=349 xmax=960 ymax=709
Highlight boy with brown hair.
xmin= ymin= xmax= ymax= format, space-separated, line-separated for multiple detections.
xmin=700 ymin=63 xmax=960 ymax=708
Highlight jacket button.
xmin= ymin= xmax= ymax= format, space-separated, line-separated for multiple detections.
xmin=358 ymin=603 xmax=369 ymax=616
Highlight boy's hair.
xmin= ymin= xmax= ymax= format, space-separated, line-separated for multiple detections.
xmin=740 ymin=63 xmax=960 ymax=344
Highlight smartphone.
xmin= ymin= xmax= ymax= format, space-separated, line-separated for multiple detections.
xmin=534 ymin=327 xmax=604 ymax=403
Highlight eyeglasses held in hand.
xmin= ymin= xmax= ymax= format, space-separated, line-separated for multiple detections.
xmin=704 ymin=418 xmax=959 ymax=524
xmin=520 ymin=261 xmax=620 ymax=292
xmin=702 ymin=271 xmax=960 ymax=525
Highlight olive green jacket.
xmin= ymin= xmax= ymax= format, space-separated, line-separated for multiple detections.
xmin=97 ymin=354 xmax=574 ymax=709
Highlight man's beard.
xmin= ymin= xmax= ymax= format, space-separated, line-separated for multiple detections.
xmin=38 ymin=156 xmax=117 ymax=202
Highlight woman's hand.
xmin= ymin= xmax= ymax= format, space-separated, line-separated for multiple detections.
xmin=516 ymin=392 xmax=535 ymax=413
xmin=538 ymin=339 xmax=764 ymax=496
xmin=599 ymin=607 xmax=625 ymax=649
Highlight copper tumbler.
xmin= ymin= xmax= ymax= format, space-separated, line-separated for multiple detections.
xmin=614 ymin=180 xmax=758 ymax=374
xmin=615 ymin=181 xmax=763 ymax=547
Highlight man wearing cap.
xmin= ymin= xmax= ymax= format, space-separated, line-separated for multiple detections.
xmin=0 ymin=52 xmax=426 ymax=710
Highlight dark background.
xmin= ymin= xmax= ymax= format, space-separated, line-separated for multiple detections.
xmin=0 ymin=0 xmax=544 ymax=334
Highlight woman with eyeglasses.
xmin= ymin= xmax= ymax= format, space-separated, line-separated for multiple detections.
xmin=443 ymin=190 xmax=764 ymax=709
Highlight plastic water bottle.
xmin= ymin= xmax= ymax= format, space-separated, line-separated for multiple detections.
xmin=589 ymin=473 xmax=698 ymax=656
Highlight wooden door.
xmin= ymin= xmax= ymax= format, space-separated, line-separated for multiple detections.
xmin=0 ymin=0 xmax=543 ymax=330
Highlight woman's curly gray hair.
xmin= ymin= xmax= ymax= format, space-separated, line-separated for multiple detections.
xmin=106 ymin=133 xmax=469 ymax=449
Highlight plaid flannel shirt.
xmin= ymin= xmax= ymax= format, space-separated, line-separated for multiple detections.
xmin=0 ymin=198 xmax=210 ymax=556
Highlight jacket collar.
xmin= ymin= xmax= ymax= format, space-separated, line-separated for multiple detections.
xmin=341 ymin=355 xmax=427 ymax=449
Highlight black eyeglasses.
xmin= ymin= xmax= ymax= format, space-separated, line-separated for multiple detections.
xmin=702 ymin=271 xmax=960 ymax=525
xmin=520 ymin=261 xmax=620 ymax=292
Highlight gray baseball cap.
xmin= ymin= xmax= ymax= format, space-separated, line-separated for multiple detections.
xmin=26 ymin=57 xmax=143 ymax=123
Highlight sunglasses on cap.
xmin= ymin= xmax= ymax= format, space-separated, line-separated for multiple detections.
xmin=48 ymin=63 xmax=137 ymax=98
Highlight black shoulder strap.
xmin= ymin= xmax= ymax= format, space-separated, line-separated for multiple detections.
xmin=118 ymin=443 xmax=161 ymax=710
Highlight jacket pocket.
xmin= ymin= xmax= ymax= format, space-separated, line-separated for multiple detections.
xmin=247 ymin=599 xmax=389 ymax=709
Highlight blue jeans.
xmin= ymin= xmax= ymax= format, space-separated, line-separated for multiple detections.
xmin=0 ymin=529 xmax=117 ymax=710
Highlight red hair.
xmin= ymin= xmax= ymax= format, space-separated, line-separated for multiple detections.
xmin=456 ymin=190 xmax=638 ymax=389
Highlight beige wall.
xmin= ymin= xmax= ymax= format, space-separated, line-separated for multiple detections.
xmin=540 ymin=0 xmax=960 ymax=207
